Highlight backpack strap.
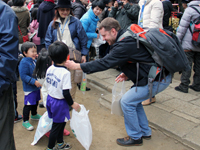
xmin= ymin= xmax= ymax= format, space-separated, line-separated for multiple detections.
xmin=189 ymin=6 xmax=200 ymax=34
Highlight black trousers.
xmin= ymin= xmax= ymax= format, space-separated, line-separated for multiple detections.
xmin=48 ymin=122 xmax=66 ymax=149
xmin=179 ymin=51 xmax=200 ymax=90
xmin=0 ymin=85 xmax=16 ymax=150
xmin=12 ymin=81 xmax=18 ymax=119
xmin=23 ymin=101 xmax=38 ymax=122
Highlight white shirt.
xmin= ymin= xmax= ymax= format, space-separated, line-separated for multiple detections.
xmin=46 ymin=65 xmax=71 ymax=99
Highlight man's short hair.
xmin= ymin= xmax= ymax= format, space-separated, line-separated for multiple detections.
xmin=99 ymin=17 xmax=121 ymax=32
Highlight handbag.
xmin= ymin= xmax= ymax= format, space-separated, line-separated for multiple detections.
xmin=57 ymin=26 xmax=82 ymax=63
xmin=18 ymin=26 xmax=29 ymax=43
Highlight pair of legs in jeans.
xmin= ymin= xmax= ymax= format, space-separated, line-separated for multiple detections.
xmin=120 ymin=74 xmax=171 ymax=140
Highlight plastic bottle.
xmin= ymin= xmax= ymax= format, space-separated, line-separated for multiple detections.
xmin=80 ymin=73 xmax=87 ymax=93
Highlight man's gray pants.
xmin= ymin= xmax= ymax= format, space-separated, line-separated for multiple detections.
xmin=179 ymin=51 xmax=200 ymax=90
xmin=0 ymin=84 xmax=16 ymax=150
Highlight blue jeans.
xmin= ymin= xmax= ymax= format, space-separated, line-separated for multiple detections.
xmin=120 ymin=74 xmax=171 ymax=140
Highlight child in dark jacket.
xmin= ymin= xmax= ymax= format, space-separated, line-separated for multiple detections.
xmin=19 ymin=42 xmax=42 ymax=131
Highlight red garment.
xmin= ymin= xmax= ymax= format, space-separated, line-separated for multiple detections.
xmin=44 ymin=0 xmax=55 ymax=3
xmin=27 ymin=1 xmax=33 ymax=10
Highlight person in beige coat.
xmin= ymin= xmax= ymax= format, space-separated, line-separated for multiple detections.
xmin=138 ymin=0 xmax=164 ymax=105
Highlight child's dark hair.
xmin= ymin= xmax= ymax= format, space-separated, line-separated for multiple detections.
xmin=31 ymin=8 xmax=38 ymax=20
xmin=48 ymin=41 xmax=69 ymax=64
xmin=33 ymin=48 xmax=52 ymax=79
xmin=21 ymin=42 xmax=36 ymax=57
xmin=92 ymin=0 xmax=105 ymax=10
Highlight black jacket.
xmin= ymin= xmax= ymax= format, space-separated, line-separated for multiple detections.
xmin=81 ymin=30 xmax=155 ymax=86
xmin=37 ymin=1 xmax=56 ymax=38
xmin=72 ymin=2 xmax=87 ymax=19
xmin=162 ymin=1 xmax=173 ymax=28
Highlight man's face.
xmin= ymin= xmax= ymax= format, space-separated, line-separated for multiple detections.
xmin=99 ymin=28 xmax=117 ymax=45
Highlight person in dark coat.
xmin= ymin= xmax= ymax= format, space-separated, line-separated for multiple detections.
xmin=72 ymin=0 xmax=88 ymax=19
xmin=162 ymin=0 xmax=173 ymax=31
xmin=65 ymin=17 xmax=171 ymax=147
xmin=37 ymin=0 xmax=56 ymax=48
xmin=0 ymin=1 xmax=18 ymax=149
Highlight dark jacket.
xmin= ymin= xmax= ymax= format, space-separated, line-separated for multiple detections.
xmin=37 ymin=1 xmax=56 ymax=38
xmin=45 ymin=16 xmax=88 ymax=55
xmin=109 ymin=3 xmax=140 ymax=30
xmin=72 ymin=2 xmax=87 ymax=19
xmin=162 ymin=1 xmax=173 ymax=28
xmin=0 ymin=1 xmax=18 ymax=96
xmin=81 ymin=29 xmax=155 ymax=86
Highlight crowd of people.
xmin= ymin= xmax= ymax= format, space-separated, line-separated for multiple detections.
xmin=0 ymin=0 xmax=200 ymax=149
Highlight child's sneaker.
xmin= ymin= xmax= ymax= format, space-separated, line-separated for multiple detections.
xmin=31 ymin=114 xmax=41 ymax=120
xmin=22 ymin=121 xmax=34 ymax=131
xmin=57 ymin=142 xmax=71 ymax=150
xmin=63 ymin=129 xmax=70 ymax=136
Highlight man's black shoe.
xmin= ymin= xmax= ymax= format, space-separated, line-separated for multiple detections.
xmin=142 ymin=135 xmax=151 ymax=140
xmin=14 ymin=114 xmax=23 ymax=123
xmin=175 ymin=86 xmax=188 ymax=93
xmin=39 ymin=102 xmax=45 ymax=108
xmin=189 ymin=85 xmax=200 ymax=92
xmin=77 ymin=83 xmax=91 ymax=91
xmin=116 ymin=136 xmax=143 ymax=146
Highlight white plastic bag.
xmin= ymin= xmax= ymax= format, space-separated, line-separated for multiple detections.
xmin=31 ymin=111 xmax=53 ymax=145
xmin=111 ymin=81 xmax=126 ymax=116
xmin=70 ymin=105 xmax=92 ymax=150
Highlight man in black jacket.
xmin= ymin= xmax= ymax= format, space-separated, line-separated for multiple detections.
xmin=65 ymin=17 xmax=171 ymax=147
xmin=37 ymin=0 xmax=56 ymax=48
xmin=72 ymin=0 xmax=88 ymax=19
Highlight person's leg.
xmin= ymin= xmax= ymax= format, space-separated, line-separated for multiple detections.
xmin=23 ymin=105 xmax=31 ymax=122
xmin=178 ymin=51 xmax=194 ymax=92
xmin=31 ymin=101 xmax=38 ymax=116
xmin=57 ymin=122 xmax=66 ymax=143
xmin=190 ymin=52 xmax=200 ymax=91
xmin=48 ymin=122 xmax=64 ymax=149
xmin=69 ymin=69 xmax=77 ymax=100
xmin=0 ymin=85 xmax=16 ymax=150
xmin=118 ymin=74 xmax=171 ymax=146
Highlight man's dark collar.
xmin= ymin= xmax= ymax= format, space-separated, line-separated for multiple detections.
xmin=115 ymin=29 xmax=126 ymax=42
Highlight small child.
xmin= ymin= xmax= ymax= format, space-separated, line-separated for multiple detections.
xmin=33 ymin=48 xmax=52 ymax=108
xmin=19 ymin=42 xmax=42 ymax=131
xmin=29 ymin=8 xmax=41 ymax=53
xmin=45 ymin=41 xmax=80 ymax=150
xmin=33 ymin=48 xmax=71 ymax=137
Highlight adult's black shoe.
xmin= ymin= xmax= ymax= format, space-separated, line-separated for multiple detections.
xmin=142 ymin=135 xmax=151 ymax=140
xmin=39 ymin=102 xmax=45 ymax=108
xmin=116 ymin=136 xmax=143 ymax=146
xmin=189 ymin=85 xmax=200 ymax=92
xmin=174 ymin=86 xmax=188 ymax=93
xmin=77 ymin=83 xmax=91 ymax=91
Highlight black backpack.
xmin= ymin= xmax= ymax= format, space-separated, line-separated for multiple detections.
xmin=118 ymin=24 xmax=191 ymax=100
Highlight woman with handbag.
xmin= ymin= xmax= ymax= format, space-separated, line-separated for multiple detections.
xmin=12 ymin=0 xmax=30 ymax=51
xmin=45 ymin=0 xmax=88 ymax=102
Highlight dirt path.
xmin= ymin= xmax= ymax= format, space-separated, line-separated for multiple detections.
xmin=14 ymin=80 xmax=191 ymax=150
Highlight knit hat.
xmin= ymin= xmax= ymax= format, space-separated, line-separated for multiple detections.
xmin=55 ymin=0 xmax=72 ymax=9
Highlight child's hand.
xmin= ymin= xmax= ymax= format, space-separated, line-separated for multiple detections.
xmin=35 ymin=80 xmax=42 ymax=88
xmin=71 ymin=102 xmax=80 ymax=111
